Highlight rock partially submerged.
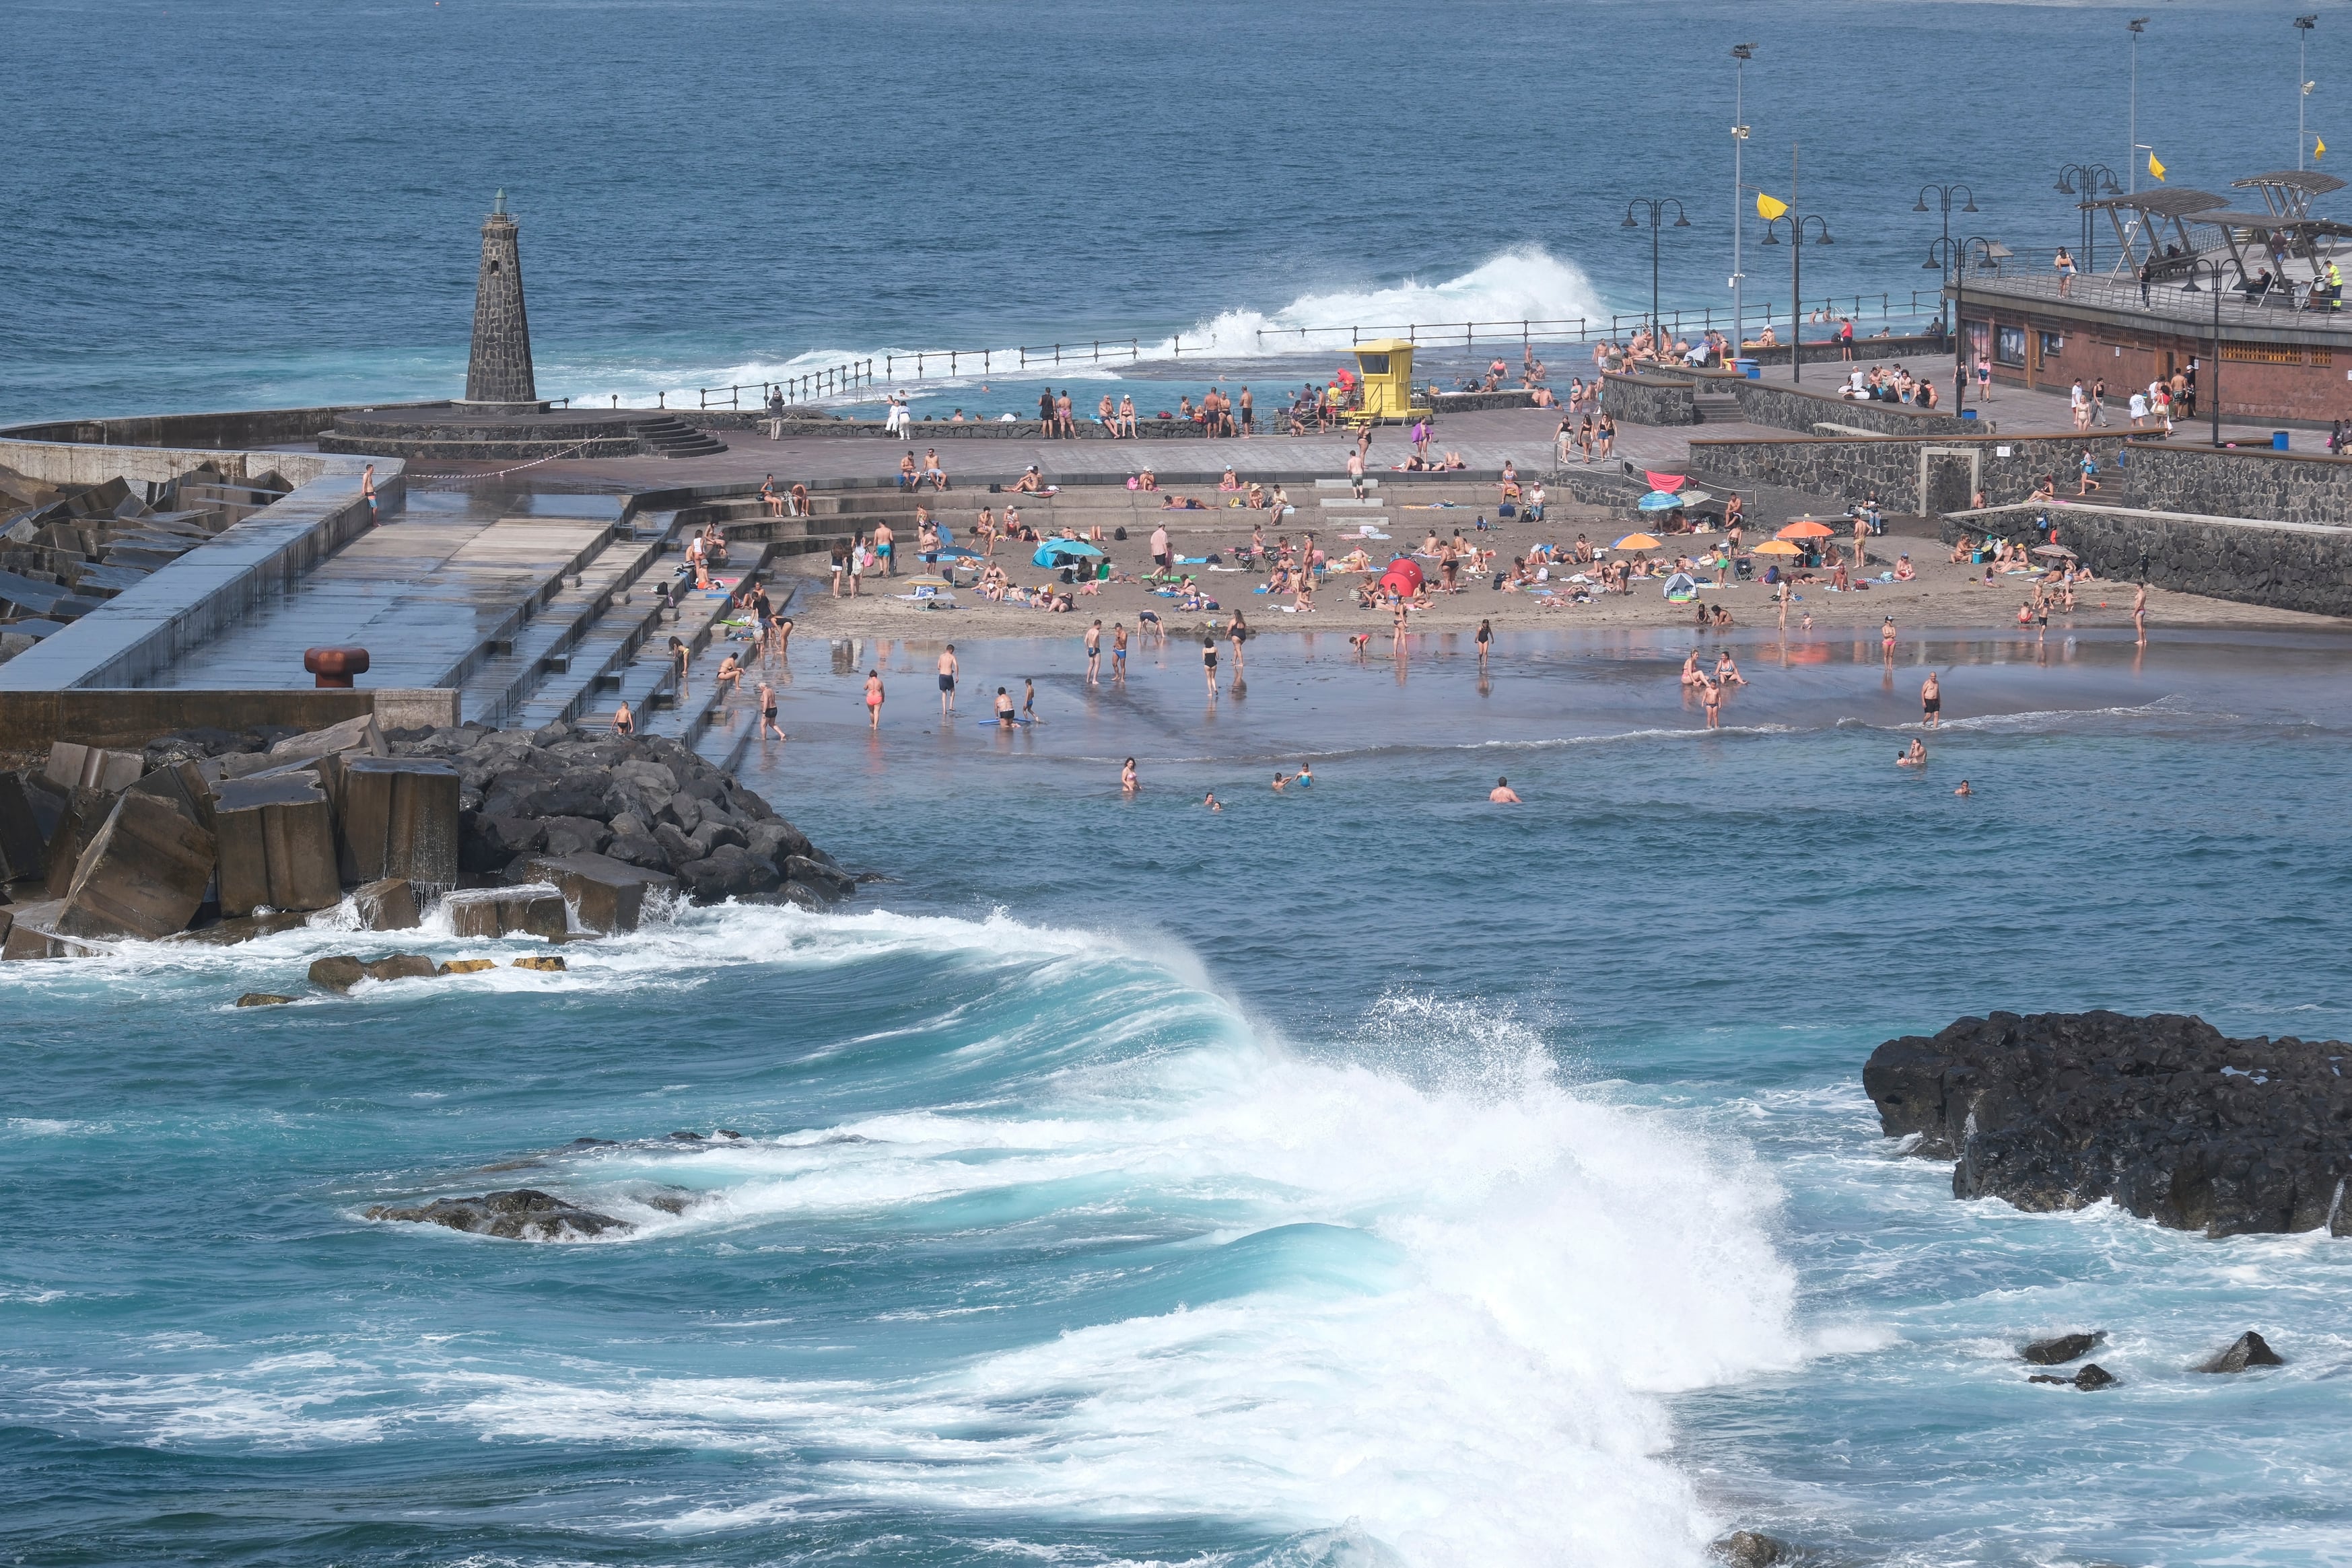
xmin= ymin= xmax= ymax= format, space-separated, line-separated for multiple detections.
xmin=1863 ymin=1011 xmax=2352 ymax=1238
xmin=2022 ymin=1331 xmax=2104 ymax=1365
xmin=2029 ymin=1363 xmax=2120 ymax=1390
xmin=2197 ymin=1330 xmax=2285 ymax=1374
xmin=364 ymin=1187 xmax=629 ymax=1241
xmin=1712 ymin=1530 xmax=1794 ymax=1567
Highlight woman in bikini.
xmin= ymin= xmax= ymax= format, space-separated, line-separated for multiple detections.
xmin=863 ymin=669 xmax=885 ymax=729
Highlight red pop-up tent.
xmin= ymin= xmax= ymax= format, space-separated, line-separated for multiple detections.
xmin=1377 ymin=558 xmax=1426 ymax=598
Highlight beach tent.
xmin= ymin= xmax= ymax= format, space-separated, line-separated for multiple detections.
xmin=1661 ymin=571 xmax=1699 ymax=600
xmin=1377 ymin=558 xmax=1426 ymax=598
xmin=1033 ymin=540 xmax=1105 ymax=568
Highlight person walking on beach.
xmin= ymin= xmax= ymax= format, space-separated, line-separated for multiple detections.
xmin=1150 ymin=523 xmax=1172 ymax=580
xmin=1023 ymin=677 xmax=1041 ymax=723
xmin=1228 ymin=610 xmax=1247 ymax=676
xmin=864 ymin=668 xmax=885 ymax=729
xmin=2133 ymin=582 xmax=2148 ymax=644
xmin=1086 ymin=619 xmax=1103 ymax=682
xmin=1476 ymin=618 xmax=1492 ymax=671
xmin=1347 ymin=447 xmax=1367 ymax=501
xmin=361 ymin=463 xmax=378 ymax=524
xmin=1921 ymin=670 xmax=1941 ymax=728
xmin=1881 ymin=615 xmax=1897 ymax=658
xmin=937 ymin=645 xmax=959 ymax=717
xmin=757 ymin=682 xmax=786 ymax=740
xmin=1489 ymin=776 xmax=1521 ymax=803
xmin=1202 ymin=635 xmax=1219 ymax=697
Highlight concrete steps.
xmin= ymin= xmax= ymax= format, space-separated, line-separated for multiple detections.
xmin=454 ymin=524 xmax=673 ymax=729
xmin=637 ymin=415 xmax=729 ymax=459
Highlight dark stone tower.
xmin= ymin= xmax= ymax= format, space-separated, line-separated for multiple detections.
xmin=463 ymin=190 xmax=537 ymax=406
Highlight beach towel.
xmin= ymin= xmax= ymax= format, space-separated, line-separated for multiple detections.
xmin=1644 ymin=472 xmax=1688 ymax=493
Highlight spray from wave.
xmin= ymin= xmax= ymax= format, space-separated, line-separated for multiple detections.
xmin=545 ymin=248 xmax=1612 ymax=406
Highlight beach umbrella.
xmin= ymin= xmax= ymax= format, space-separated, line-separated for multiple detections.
xmin=905 ymin=574 xmax=951 ymax=590
xmin=1776 ymin=520 xmax=1836 ymax=540
xmin=1636 ymin=491 xmax=1684 ymax=511
xmin=936 ymin=545 xmax=979 ymax=559
xmin=1033 ymin=540 xmax=1105 ymax=567
xmin=1752 ymin=540 xmax=1802 ymax=556
xmin=1612 ymin=532 xmax=1663 ymax=550
xmin=2032 ymin=544 xmax=2077 ymax=559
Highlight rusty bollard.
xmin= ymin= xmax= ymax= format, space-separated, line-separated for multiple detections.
xmin=303 ymin=646 xmax=370 ymax=688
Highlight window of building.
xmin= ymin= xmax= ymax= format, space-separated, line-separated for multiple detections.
xmin=2038 ymin=331 xmax=2065 ymax=359
xmin=1995 ymin=325 xmax=2027 ymax=367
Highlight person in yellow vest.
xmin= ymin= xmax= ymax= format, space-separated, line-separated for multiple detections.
xmin=2327 ymin=258 xmax=2343 ymax=309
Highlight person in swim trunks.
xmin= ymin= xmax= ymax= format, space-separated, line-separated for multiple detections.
xmin=937 ymin=644 xmax=959 ymax=716
xmin=994 ymin=686 xmax=1016 ymax=725
xmin=1921 ymin=670 xmax=1941 ymax=727
xmin=757 ymin=682 xmax=785 ymax=740
xmin=1111 ymin=621 xmax=1128 ymax=676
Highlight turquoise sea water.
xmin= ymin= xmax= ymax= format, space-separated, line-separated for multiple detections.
xmin=7 ymin=0 xmax=2349 ymax=420
xmin=7 ymin=625 xmax=2352 ymax=1567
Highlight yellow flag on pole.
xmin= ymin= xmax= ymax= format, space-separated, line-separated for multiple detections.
xmin=1756 ymin=191 xmax=1789 ymax=221
xmin=2147 ymin=150 xmax=2167 ymax=182
xmin=2317 ymin=137 xmax=2328 ymax=162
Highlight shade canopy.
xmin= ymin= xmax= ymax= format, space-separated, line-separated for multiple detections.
xmin=1612 ymin=532 xmax=1663 ymax=550
xmin=1776 ymin=520 xmax=1836 ymax=540
xmin=1033 ymin=540 xmax=1105 ymax=567
xmin=1752 ymin=540 xmax=1802 ymax=556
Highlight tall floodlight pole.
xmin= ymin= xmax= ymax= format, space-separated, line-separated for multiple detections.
xmin=2129 ymin=17 xmax=2149 ymax=194
xmin=2298 ymin=15 xmax=2318 ymax=171
xmin=1731 ymin=44 xmax=1756 ymax=358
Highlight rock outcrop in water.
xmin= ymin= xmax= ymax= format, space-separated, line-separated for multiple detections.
xmin=365 ymin=1188 xmax=629 ymax=1240
xmin=1863 ymin=1011 xmax=2352 ymax=1238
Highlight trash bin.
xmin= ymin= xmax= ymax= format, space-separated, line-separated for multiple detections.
xmin=1960 ymin=408 xmax=1978 ymax=421
xmin=1735 ymin=358 xmax=1760 ymax=380
xmin=2273 ymin=430 xmax=2291 ymax=451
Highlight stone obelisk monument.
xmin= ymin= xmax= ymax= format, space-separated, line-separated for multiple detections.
xmin=462 ymin=190 xmax=538 ymax=407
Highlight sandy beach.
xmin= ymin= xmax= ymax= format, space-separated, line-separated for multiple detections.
xmin=773 ymin=505 xmax=2345 ymax=647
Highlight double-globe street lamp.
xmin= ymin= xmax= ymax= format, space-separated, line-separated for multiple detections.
xmin=2054 ymin=164 xmax=2122 ymax=275
xmin=1622 ymin=198 xmax=1693 ymax=348
xmin=1925 ymin=234 xmax=2000 ymax=417
xmin=1759 ymin=207 xmax=1834 ymax=383
xmin=1912 ymin=183 xmax=1979 ymax=334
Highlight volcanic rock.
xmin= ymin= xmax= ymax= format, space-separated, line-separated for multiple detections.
xmin=2022 ymin=1332 xmax=2104 ymax=1365
xmin=363 ymin=1187 xmax=629 ymax=1241
xmin=361 ymin=952 xmax=438 ymax=983
xmin=1863 ymin=1011 xmax=2352 ymax=1238
xmin=236 ymin=993 xmax=295 ymax=1007
xmin=512 ymin=954 xmax=566 ymax=972
xmin=2030 ymin=1363 xmax=2120 ymax=1390
xmin=438 ymin=958 xmax=496 ymax=974
xmin=1713 ymin=1531 xmax=1793 ymax=1567
xmin=309 ymin=954 xmax=366 ymax=993
xmin=2196 ymin=1331 xmax=2284 ymax=1373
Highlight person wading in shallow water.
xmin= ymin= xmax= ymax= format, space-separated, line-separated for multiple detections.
xmin=1921 ymin=670 xmax=1942 ymax=728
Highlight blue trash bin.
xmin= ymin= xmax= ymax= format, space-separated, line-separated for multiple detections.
xmin=1960 ymin=408 xmax=1978 ymax=421
xmin=2273 ymin=430 xmax=2291 ymax=451
xmin=1735 ymin=358 xmax=1760 ymax=380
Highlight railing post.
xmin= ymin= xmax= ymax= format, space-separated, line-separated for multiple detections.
xmin=659 ymin=390 xmax=666 ymax=408
xmin=1055 ymin=343 xmax=1061 ymax=365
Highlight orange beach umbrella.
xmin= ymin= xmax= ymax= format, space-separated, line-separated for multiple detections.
xmin=1612 ymin=532 xmax=1663 ymax=550
xmin=1752 ymin=540 xmax=1803 ymax=556
xmin=1776 ymin=520 xmax=1836 ymax=540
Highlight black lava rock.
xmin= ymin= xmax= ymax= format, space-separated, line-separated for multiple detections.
xmin=2197 ymin=1331 xmax=2285 ymax=1373
xmin=1712 ymin=1530 xmax=1792 ymax=1567
xmin=364 ymin=1188 xmax=629 ymax=1240
xmin=1863 ymin=1011 xmax=2352 ymax=1238
xmin=2023 ymin=1332 xmax=2104 ymax=1365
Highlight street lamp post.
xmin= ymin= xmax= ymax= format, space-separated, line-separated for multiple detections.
xmin=1756 ymin=145 xmax=1831 ymax=384
xmin=2129 ymin=17 xmax=2149 ymax=193
xmin=1927 ymin=235 xmax=1998 ymax=417
xmin=2298 ymin=14 xmax=2318 ymax=171
xmin=2180 ymin=258 xmax=2229 ymax=447
xmin=1731 ymin=44 xmax=1756 ymax=359
xmin=1622 ymin=197 xmax=1692 ymax=345
xmin=2053 ymin=164 xmax=2122 ymax=273
xmin=1912 ymin=183 xmax=1979 ymax=326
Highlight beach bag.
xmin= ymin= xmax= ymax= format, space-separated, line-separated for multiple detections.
xmin=1498 ymin=503 xmax=1517 ymax=518
xmin=1126 ymin=476 xmax=1140 ymax=491
xmin=1114 ymin=526 xmax=1128 ymax=541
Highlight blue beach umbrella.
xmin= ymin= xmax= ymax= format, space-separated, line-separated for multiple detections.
xmin=1637 ymin=491 xmax=1684 ymax=511
xmin=1033 ymin=540 xmax=1105 ymax=567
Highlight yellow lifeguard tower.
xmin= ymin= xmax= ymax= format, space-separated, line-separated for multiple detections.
xmin=1343 ymin=338 xmax=1431 ymax=425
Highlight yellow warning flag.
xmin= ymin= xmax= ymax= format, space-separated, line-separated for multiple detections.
xmin=2317 ymin=137 xmax=2328 ymax=162
xmin=2147 ymin=150 xmax=2168 ymax=182
xmin=1756 ymin=191 xmax=1789 ymax=221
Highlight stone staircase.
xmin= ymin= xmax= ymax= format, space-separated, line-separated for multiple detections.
xmin=1693 ymin=389 xmax=1743 ymax=424
xmin=454 ymin=520 xmax=675 ymax=729
xmin=633 ymin=415 xmax=729 ymax=459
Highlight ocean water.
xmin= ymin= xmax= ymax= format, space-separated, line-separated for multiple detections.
xmin=5 ymin=0 xmax=2346 ymax=421
xmin=7 ymin=625 xmax=2352 ymax=1567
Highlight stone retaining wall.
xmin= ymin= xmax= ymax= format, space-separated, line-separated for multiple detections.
xmin=1600 ymin=369 xmax=1700 ymax=427
xmin=1736 ymin=332 xmax=1949 ymax=368
xmin=1430 ymin=390 xmax=1537 ymax=413
xmin=723 ymin=416 xmax=1258 ymax=441
xmin=1731 ymin=379 xmax=1988 ymax=437
xmin=1940 ymin=503 xmax=2352 ymax=618
xmin=2118 ymin=442 xmax=2352 ymax=524
xmin=1689 ymin=431 xmax=2130 ymax=513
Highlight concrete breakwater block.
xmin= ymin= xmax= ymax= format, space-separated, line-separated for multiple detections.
xmin=516 ymin=851 xmax=672 ymax=933
xmin=339 ymin=757 xmax=460 ymax=888
xmin=2 ymin=900 xmax=105 ymax=960
xmin=0 ymin=773 xmax=46 ymax=884
xmin=352 ymin=877 xmax=420 ymax=931
xmin=127 ymin=760 xmax=219 ymax=835
xmin=442 ymin=884 xmax=567 ymax=939
xmin=44 ymin=742 xmax=145 ymax=795
xmin=55 ymin=793 xmax=216 ymax=942
xmin=266 ymin=713 xmax=387 ymax=765
xmin=41 ymin=786 xmax=117 ymax=898
xmin=211 ymin=773 xmax=340 ymax=917
xmin=164 ymin=911 xmax=313 ymax=946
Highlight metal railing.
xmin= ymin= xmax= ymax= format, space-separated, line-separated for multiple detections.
xmin=576 ymin=289 xmax=1952 ymax=412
